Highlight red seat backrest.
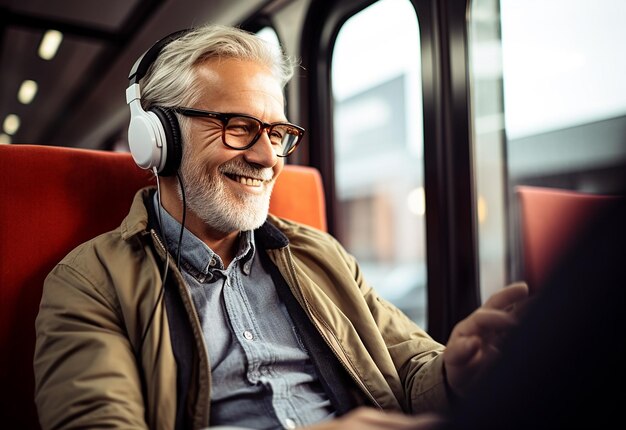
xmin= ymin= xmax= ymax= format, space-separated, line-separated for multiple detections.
xmin=0 ymin=144 xmax=326 ymax=429
xmin=516 ymin=185 xmax=623 ymax=292
xmin=269 ymin=163 xmax=327 ymax=232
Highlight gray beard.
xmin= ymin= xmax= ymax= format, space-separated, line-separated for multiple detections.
xmin=178 ymin=154 xmax=274 ymax=234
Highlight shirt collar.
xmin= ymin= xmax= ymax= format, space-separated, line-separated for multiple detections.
xmin=152 ymin=192 xmax=255 ymax=275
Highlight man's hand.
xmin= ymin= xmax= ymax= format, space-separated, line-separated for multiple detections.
xmin=443 ymin=282 xmax=530 ymax=397
xmin=304 ymin=407 xmax=447 ymax=430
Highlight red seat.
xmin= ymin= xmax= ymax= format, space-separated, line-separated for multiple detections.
xmin=516 ymin=185 xmax=623 ymax=292
xmin=0 ymin=144 xmax=326 ymax=429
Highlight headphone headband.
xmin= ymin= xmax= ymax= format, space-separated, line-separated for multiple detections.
xmin=128 ymin=29 xmax=191 ymax=84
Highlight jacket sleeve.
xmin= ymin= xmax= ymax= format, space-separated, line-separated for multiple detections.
xmin=364 ymin=288 xmax=451 ymax=414
xmin=34 ymin=260 xmax=148 ymax=429
xmin=332 ymin=238 xmax=452 ymax=414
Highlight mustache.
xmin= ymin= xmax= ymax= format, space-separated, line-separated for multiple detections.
xmin=218 ymin=159 xmax=274 ymax=182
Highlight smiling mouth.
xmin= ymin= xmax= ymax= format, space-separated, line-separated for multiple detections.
xmin=224 ymin=173 xmax=266 ymax=187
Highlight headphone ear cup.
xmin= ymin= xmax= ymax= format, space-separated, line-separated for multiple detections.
xmin=150 ymin=107 xmax=182 ymax=176
xmin=127 ymin=104 xmax=166 ymax=172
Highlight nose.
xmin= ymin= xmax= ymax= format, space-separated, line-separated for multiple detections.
xmin=243 ymin=128 xmax=279 ymax=168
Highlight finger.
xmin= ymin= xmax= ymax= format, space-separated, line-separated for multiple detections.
xmin=336 ymin=407 xmax=445 ymax=430
xmin=373 ymin=411 xmax=447 ymax=430
xmin=453 ymin=308 xmax=519 ymax=338
xmin=483 ymin=282 xmax=529 ymax=311
xmin=507 ymin=295 xmax=538 ymax=319
xmin=410 ymin=413 xmax=450 ymax=430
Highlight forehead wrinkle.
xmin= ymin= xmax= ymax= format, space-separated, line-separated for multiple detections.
xmin=195 ymin=66 xmax=286 ymax=121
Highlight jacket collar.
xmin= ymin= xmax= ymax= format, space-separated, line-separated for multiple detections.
xmin=255 ymin=217 xmax=289 ymax=249
xmin=120 ymin=187 xmax=153 ymax=240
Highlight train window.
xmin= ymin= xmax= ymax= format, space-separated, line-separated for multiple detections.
xmin=469 ymin=0 xmax=626 ymax=299
xmin=331 ymin=0 xmax=426 ymax=326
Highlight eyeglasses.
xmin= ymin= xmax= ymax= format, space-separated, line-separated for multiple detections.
xmin=173 ymin=107 xmax=305 ymax=157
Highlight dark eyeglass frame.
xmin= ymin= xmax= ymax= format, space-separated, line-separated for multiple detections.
xmin=172 ymin=107 xmax=305 ymax=157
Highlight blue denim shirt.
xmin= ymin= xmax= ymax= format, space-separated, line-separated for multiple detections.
xmin=154 ymin=195 xmax=335 ymax=429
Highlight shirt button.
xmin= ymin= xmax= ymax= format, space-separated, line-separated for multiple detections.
xmin=284 ymin=418 xmax=296 ymax=429
xmin=209 ymin=258 xmax=217 ymax=267
xmin=243 ymin=330 xmax=254 ymax=341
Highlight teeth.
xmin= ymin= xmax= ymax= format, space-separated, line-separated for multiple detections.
xmin=234 ymin=175 xmax=262 ymax=186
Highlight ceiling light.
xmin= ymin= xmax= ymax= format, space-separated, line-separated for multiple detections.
xmin=0 ymin=134 xmax=11 ymax=144
xmin=3 ymin=114 xmax=21 ymax=135
xmin=18 ymin=80 xmax=38 ymax=104
xmin=39 ymin=30 xmax=63 ymax=60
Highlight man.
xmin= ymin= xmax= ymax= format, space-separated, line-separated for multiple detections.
xmin=34 ymin=24 xmax=528 ymax=429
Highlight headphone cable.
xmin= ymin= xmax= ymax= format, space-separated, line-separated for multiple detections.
xmin=175 ymin=171 xmax=186 ymax=269
xmin=139 ymin=169 xmax=186 ymax=349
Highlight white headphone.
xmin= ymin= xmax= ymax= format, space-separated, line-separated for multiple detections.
xmin=125 ymin=30 xmax=188 ymax=176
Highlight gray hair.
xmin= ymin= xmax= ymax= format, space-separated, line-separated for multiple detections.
xmin=141 ymin=24 xmax=297 ymax=109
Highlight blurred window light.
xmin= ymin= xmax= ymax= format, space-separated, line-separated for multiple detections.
xmin=407 ymin=187 xmax=426 ymax=216
xmin=0 ymin=133 xmax=11 ymax=144
xmin=39 ymin=30 xmax=63 ymax=60
xmin=500 ymin=0 xmax=626 ymax=138
xmin=3 ymin=114 xmax=20 ymax=135
xmin=18 ymin=80 xmax=38 ymax=104
xmin=477 ymin=194 xmax=488 ymax=224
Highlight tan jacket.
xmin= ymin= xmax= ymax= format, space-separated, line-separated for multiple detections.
xmin=34 ymin=188 xmax=449 ymax=430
